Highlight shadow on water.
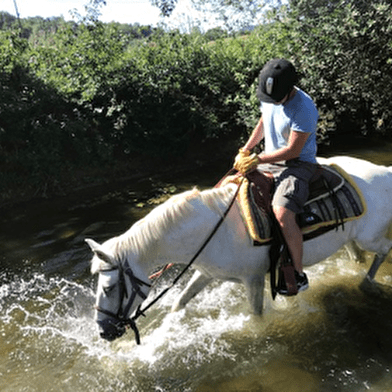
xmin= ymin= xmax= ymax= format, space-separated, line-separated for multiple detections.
xmin=191 ymin=276 xmax=392 ymax=392
xmin=322 ymin=282 xmax=392 ymax=361
xmin=0 ymin=164 xmax=227 ymax=281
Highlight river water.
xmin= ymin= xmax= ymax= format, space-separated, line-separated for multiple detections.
xmin=2 ymin=146 xmax=392 ymax=392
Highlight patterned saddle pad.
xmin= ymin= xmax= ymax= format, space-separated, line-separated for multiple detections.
xmin=223 ymin=163 xmax=367 ymax=245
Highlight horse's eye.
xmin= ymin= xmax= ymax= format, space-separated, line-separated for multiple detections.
xmin=103 ymin=284 xmax=116 ymax=296
xmin=98 ymin=269 xmax=119 ymax=297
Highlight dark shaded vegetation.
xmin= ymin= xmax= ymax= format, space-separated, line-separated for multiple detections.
xmin=0 ymin=0 xmax=391 ymax=207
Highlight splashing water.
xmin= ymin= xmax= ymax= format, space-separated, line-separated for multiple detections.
xmin=2 ymin=249 xmax=392 ymax=392
xmin=0 ymin=268 xmax=255 ymax=391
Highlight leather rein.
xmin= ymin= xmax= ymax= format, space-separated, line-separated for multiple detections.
xmin=95 ymin=177 xmax=243 ymax=345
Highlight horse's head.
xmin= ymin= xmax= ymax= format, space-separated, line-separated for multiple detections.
xmin=86 ymin=238 xmax=151 ymax=342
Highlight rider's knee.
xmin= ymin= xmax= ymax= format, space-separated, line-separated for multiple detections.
xmin=273 ymin=205 xmax=296 ymax=227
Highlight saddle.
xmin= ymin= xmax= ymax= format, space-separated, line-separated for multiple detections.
xmin=223 ymin=163 xmax=367 ymax=245
xmin=223 ymin=163 xmax=367 ymax=298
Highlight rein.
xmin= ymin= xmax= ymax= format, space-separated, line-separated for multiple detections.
xmin=95 ymin=173 xmax=242 ymax=345
xmin=127 ymin=176 xmax=243 ymax=344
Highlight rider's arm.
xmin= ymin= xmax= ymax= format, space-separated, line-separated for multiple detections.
xmin=257 ymin=130 xmax=309 ymax=164
xmin=242 ymin=115 xmax=264 ymax=151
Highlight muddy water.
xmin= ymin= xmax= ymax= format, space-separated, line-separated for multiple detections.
xmin=2 ymin=147 xmax=392 ymax=392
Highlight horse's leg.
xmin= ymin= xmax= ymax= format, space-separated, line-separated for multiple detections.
xmin=366 ymin=252 xmax=389 ymax=280
xmin=345 ymin=241 xmax=366 ymax=263
xmin=357 ymin=237 xmax=392 ymax=281
xmin=360 ymin=252 xmax=390 ymax=293
xmin=357 ymin=235 xmax=392 ymax=292
xmin=171 ymin=270 xmax=213 ymax=312
xmin=244 ymin=275 xmax=265 ymax=315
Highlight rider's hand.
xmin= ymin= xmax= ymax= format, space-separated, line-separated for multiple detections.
xmin=234 ymin=148 xmax=259 ymax=174
xmin=234 ymin=148 xmax=249 ymax=171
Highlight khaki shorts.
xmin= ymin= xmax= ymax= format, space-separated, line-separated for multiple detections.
xmin=258 ymin=160 xmax=317 ymax=214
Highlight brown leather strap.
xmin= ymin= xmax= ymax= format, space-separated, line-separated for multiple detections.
xmin=246 ymin=171 xmax=274 ymax=214
xmin=280 ymin=263 xmax=298 ymax=296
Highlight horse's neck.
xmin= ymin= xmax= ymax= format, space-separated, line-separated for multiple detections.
xmin=130 ymin=192 xmax=231 ymax=272
xmin=147 ymin=215 xmax=218 ymax=274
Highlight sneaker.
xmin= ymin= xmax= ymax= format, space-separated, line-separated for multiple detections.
xmin=278 ymin=271 xmax=309 ymax=295
xmin=295 ymin=271 xmax=309 ymax=292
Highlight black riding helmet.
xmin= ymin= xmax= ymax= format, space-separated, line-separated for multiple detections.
xmin=257 ymin=59 xmax=298 ymax=103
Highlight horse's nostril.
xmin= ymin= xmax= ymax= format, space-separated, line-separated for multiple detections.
xmin=100 ymin=332 xmax=118 ymax=341
xmin=97 ymin=318 xmax=126 ymax=341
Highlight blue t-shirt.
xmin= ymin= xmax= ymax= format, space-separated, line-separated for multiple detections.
xmin=260 ymin=88 xmax=318 ymax=163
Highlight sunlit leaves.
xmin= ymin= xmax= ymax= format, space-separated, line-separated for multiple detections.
xmin=152 ymin=0 xmax=179 ymax=16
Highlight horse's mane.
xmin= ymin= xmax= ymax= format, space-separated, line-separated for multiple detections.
xmin=91 ymin=184 xmax=237 ymax=272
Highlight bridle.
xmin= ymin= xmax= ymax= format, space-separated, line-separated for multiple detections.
xmin=95 ymin=175 xmax=243 ymax=345
xmin=95 ymin=260 xmax=151 ymax=344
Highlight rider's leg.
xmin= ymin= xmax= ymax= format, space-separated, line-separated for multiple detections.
xmin=273 ymin=205 xmax=303 ymax=272
xmin=271 ymin=162 xmax=316 ymax=293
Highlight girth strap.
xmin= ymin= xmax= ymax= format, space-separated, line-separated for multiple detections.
xmin=279 ymin=261 xmax=298 ymax=296
xmin=269 ymin=212 xmax=297 ymax=299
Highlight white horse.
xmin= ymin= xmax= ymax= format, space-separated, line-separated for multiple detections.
xmin=86 ymin=156 xmax=392 ymax=341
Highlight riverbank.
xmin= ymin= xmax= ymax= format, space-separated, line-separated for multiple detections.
xmin=0 ymin=151 xmax=232 ymax=225
xmin=1 ymin=136 xmax=390 ymax=221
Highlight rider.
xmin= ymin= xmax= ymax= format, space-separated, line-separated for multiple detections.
xmin=234 ymin=58 xmax=319 ymax=294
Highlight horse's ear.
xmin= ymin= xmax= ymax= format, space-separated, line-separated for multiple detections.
xmin=85 ymin=238 xmax=115 ymax=266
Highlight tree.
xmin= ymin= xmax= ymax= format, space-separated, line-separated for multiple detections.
xmin=285 ymin=0 xmax=392 ymax=143
xmin=71 ymin=0 xmax=107 ymax=23
xmin=91 ymin=0 xmax=283 ymax=29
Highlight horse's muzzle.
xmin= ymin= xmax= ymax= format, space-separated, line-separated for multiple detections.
xmin=97 ymin=318 xmax=126 ymax=341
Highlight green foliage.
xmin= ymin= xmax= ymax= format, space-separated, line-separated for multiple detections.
xmin=190 ymin=0 xmax=285 ymax=31
xmin=1 ymin=1 xmax=392 ymax=202
xmin=285 ymin=0 xmax=392 ymax=143
xmin=30 ymin=22 xmax=127 ymax=102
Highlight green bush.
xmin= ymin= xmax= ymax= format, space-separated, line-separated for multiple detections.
xmin=285 ymin=0 xmax=392 ymax=144
xmin=1 ymin=2 xmax=392 ymax=202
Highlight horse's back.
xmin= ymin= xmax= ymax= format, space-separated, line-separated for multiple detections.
xmin=319 ymin=156 xmax=392 ymax=201
xmin=320 ymin=155 xmax=392 ymax=181
xmin=323 ymin=156 xmax=392 ymax=253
